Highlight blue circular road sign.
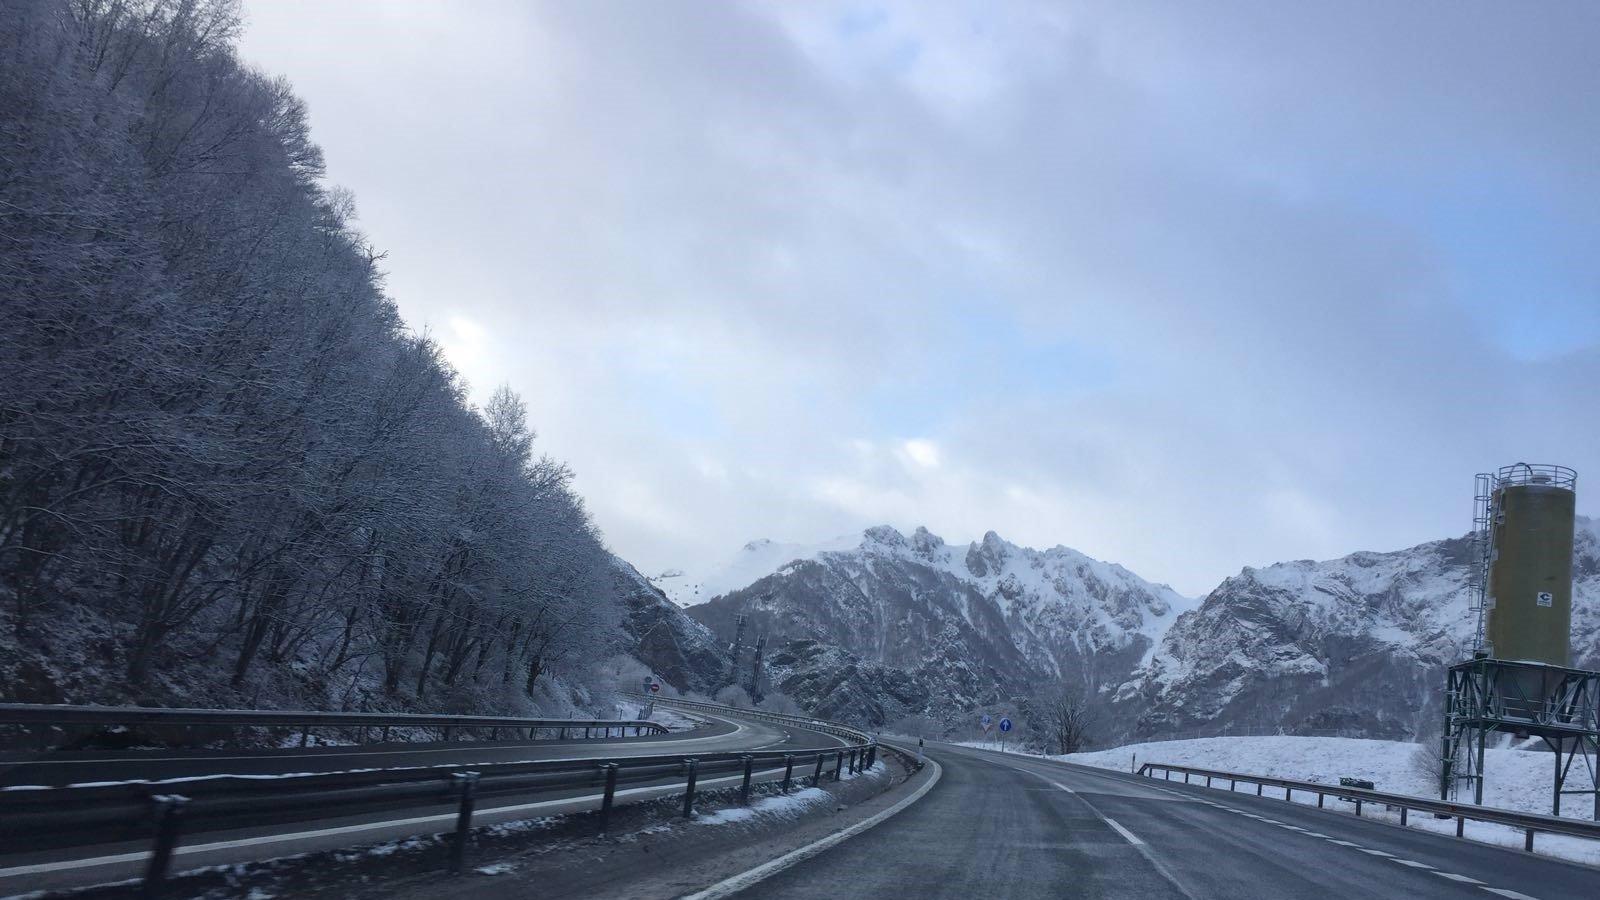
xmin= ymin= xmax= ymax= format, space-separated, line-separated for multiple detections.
xmin=998 ymin=717 xmax=1013 ymax=733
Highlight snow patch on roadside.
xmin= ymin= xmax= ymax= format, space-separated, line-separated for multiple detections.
xmin=1062 ymin=735 xmax=1600 ymax=867
xmin=695 ymin=762 xmax=887 ymax=826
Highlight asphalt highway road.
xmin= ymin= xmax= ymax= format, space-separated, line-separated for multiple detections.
xmin=738 ymin=742 xmax=1595 ymax=900
xmin=0 ymin=710 xmax=849 ymax=896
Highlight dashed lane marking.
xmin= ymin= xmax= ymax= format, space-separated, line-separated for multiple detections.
xmin=1204 ymin=800 xmax=1533 ymax=896
xmin=1038 ymin=762 xmax=1545 ymax=900
xmin=1104 ymin=818 xmax=1145 ymax=847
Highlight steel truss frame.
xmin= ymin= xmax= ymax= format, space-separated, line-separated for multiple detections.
xmin=1442 ymin=658 xmax=1600 ymax=819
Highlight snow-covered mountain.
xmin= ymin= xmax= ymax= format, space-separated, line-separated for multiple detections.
xmin=674 ymin=518 xmax=1599 ymax=743
xmin=611 ymin=557 xmax=731 ymax=694
xmin=1123 ymin=517 xmax=1600 ymax=741
xmin=684 ymin=525 xmax=1193 ymax=727
xmin=650 ymin=535 xmax=862 ymax=607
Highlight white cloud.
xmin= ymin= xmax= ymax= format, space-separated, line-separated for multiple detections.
xmin=901 ymin=439 xmax=941 ymax=469
xmin=238 ymin=1 xmax=1600 ymax=595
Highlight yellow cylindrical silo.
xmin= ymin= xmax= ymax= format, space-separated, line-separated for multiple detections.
xmin=1485 ymin=464 xmax=1577 ymax=666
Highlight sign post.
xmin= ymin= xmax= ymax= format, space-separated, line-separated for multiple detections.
xmin=980 ymin=714 xmax=993 ymax=747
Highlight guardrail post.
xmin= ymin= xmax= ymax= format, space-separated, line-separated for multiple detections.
xmin=381 ymin=725 xmax=390 ymax=742
xmin=1400 ymin=807 xmax=1408 ymax=826
xmin=448 ymin=772 xmax=479 ymax=875
xmin=443 ymin=726 xmax=452 ymax=742
xmin=740 ymin=755 xmax=754 ymax=805
xmin=1317 ymin=792 xmax=1324 ymax=808
xmin=1285 ymin=787 xmax=1292 ymax=803
xmin=1456 ymin=815 xmax=1464 ymax=837
xmin=1355 ymin=798 xmax=1363 ymax=817
xmin=834 ymin=751 xmax=844 ymax=781
xmin=1184 ymin=771 xmax=1190 ymax=784
xmin=1205 ymin=775 xmax=1212 ymax=787
xmin=585 ymin=726 xmax=591 ymax=739
xmin=1524 ymin=828 xmax=1534 ymax=852
xmin=683 ymin=759 xmax=699 ymax=818
xmin=1230 ymin=778 xmax=1236 ymax=791
xmin=782 ymin=755 xmax=794 ymax=793
xmin=599 ymin=763 xmax=619 ymax=834
xmin=1256 ymin=782 xmax=1263 ymax=796
xmin=812 ymin=754 xmax=825 ymax=786
xmin=299 ymin=728 xmax=310 ymax=748
xmin=142 ymin=794 xmax=187 ymax=898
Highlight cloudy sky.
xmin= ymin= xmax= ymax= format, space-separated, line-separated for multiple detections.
xmin=239 ymin=1 xmax=1599 ymax=596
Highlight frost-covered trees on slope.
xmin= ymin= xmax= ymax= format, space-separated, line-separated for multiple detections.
xmin=0 ymin=0 xmax=621 ymax=711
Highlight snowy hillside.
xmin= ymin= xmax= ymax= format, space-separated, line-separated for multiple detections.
xmin=1122 ymin=516 xmax=1600 ymax=740
xmin=650 ymin=535 xmax=862 ymax=607
xmin=685 ymin=525 xmax=1192 ymax=726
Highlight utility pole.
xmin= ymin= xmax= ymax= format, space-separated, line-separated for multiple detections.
xmin=749 ymin=634 xmax=767 ymax=700
xmin=728 ymin=614 xmax=747 ymax=687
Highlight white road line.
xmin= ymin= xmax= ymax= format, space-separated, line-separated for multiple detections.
xmin=679 ymin=755 xmax=943 ymax=900
xmin=1392 ymin=859 xmax=1433 ymax=869
xmin=1103 ymin=818 xmax=1145 ymax=846
xmin=1434 ymin=872 xmax=1486 ymax=885
xmin=1326 ymin=839 xmax=1360 ymax=847
xmin=1356 ymin=848 xmax=1394 ymax=857
xmin=1481 ymin=888 xmax=1541 ymax=900
xmin=0 ymin=768 xmax=788 ymax=879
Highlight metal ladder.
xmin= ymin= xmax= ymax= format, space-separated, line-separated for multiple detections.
xmin=1467 ymin=473 xmax=1496 ymax=654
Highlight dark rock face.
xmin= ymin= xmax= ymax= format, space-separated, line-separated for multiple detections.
xmin=611 ymin=558 xmax=730 ymax=694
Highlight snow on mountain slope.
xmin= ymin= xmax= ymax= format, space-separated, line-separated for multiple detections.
xmin=685 ymin=525 xmax=1192 ymax=726
xmin=1122 ymin=517 xmax=1600 ymax=741
xmin=650 ymin=535 xmax=861 ymax=607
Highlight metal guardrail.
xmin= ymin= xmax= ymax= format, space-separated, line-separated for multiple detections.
xmin=636 ymin=694 xmax=873 ymax=745
xmin=1138 ymin=761 xmax=1600 ymax=852
xmin=0 ymin=702 xmax=665 ymax=746
xmin=0 ymin=699 xmax=878 ymax=891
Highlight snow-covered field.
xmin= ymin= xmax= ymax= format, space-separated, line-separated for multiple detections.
xmin=1061 ymin=736 xmax=1600 ymax=867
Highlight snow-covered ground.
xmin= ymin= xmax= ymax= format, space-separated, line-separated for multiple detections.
xmin=1061 ymin=735 xmax=1600 ymax=867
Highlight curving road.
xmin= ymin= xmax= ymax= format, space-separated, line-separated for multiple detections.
xmin=735 ymin=742 xmax=1596 ymax=900
xmin=0 ymin=709 xmax=848 ymax=896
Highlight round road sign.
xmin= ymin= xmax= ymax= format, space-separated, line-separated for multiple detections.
xmin=649 ymin=681 xmax=661 ymax=693
xmin=998 ymin=717 xmax=1013 ymax=733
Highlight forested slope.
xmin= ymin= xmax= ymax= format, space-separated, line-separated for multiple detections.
xmin=0 ymin=0 xmax=637 ymax=714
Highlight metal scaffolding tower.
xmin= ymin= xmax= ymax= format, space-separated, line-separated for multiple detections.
xmin=1441 ymin=658 xmax=1600 ymax=819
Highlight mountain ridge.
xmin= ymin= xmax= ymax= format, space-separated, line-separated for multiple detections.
xmin=675 ymin=518 xmax=1600 ymax=742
